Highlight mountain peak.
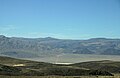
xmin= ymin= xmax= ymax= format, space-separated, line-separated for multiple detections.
xmin=44 ymin=37 xmax=58 ymax=40
xmin=0 ymin=35 xmax=6 ymax=38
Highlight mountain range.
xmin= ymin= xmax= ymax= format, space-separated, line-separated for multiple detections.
xmin=0 ymin=35 xmax=120 ymax=58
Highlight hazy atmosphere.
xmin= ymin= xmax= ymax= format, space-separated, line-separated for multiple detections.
xmin=0 ymin=0 xmax=120 ymax=39
xmin=0 ymin=0 xmax=120 ymax=77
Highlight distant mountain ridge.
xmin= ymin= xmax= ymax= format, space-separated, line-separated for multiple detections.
xmin=0 ymin=35 xmax=120 ymax=58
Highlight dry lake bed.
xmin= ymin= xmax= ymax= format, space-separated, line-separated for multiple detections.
xmin=22 ymin=54 xmax=120 ymax=64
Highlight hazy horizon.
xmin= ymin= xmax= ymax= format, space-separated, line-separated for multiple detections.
xmin=1 ymin=34 xmax=120 ymax=40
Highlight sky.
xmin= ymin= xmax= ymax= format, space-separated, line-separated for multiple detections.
xmin=0 ymin=0 xmax=120 ymax=39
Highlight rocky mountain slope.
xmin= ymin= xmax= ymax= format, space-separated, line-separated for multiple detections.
xmin=0 ymin=35 xmax=120 ymax=58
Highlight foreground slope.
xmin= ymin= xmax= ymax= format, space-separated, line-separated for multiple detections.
xmin=71 ymin=60 xmax=120 ymax=73
xmin=0 ymin=56 xmax=120 ymax=76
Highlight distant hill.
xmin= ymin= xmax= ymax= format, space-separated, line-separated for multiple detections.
xmin=0 ymin=35 xmax=120 ymax=58
xmin=0 ymin=56 xmax=118 ymax=76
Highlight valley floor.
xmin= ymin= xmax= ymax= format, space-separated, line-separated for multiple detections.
xmin=22 ymin=54 xmax=120 ymax=64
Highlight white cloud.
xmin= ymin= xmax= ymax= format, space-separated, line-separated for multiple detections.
xmin=0 ymin=25 xmax=17 ymax=32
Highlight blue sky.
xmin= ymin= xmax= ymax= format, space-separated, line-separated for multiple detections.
xmin=0 ymin=0 xmax=120 ymax=39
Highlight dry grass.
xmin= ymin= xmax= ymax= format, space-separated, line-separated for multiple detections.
xmin=0 ymin=75 xmax=120 ymax=78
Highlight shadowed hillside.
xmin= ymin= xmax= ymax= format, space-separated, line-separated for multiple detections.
xmin=0 ymin=56 xmax=119 ymax=76
xmin=71 ymin=60 xmax=120 ymax=73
